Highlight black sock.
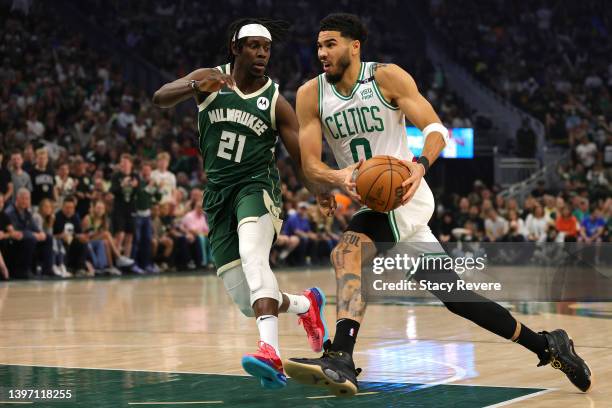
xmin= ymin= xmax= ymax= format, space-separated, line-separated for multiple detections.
xmin=331 ymin=319 xmax=360 ymax=355
xmin=515 ymin=323 xmax=549 ymax=361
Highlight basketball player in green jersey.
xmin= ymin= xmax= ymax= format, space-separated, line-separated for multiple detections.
xmin=152 ymin=18 xmax=330 ymax=389
xmin=284 ymin=13 xmax=591 ymax=396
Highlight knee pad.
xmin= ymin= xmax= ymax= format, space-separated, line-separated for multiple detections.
xmin=220 ymin=265 xmax=254 ymax=317
xmin=238 ymin=214 xmax=283 ymax=306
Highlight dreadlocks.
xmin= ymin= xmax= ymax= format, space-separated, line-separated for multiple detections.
xmin=226 ymin=18 xmax=290 ymax=62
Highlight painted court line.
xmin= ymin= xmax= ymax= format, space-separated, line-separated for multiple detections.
xmin=128 ymin=402 xmax=223 ymax=405
xmin=0 ymin=363 xmax=557 ymax=393
xmin=483 ymin=389 xmax=555 ymax=407
xmin=307 ymin=391 xmax=379 ymax=399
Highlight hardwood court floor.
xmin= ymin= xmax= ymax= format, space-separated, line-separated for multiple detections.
xmin=0 ymin=269 xmax=610 ymax=407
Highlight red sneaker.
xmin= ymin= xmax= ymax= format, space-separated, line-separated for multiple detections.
xmin=298 ymin=287 xmax=329 ymax=352
xmin=241 ymin=341 xmax=287 ymax=389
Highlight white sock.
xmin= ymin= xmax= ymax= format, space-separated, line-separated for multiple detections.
xmin=283 ymin=293 xmax=310 ymax=314
xmin=256 ymin=315 xmax=280 ymax=356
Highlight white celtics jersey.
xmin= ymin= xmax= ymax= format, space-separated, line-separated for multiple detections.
xmin=318 ymin=61 xmax=414 ymax=168
xmin=318 ymin=61 xmax=435 ymax=230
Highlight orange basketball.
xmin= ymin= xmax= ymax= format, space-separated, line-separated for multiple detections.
xmin=355 ymin=155 xmax=410 ymax=212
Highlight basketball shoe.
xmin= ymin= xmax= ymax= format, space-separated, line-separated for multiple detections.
xmin=241 ymin=341 xmax=287 ymax=389
xmin=538 ymin=329 xmax=592 ymax=392
xmin=298 ymin=287 xmax=329 ymax=352
xmin=284 ymin=342 xmax=362 ymax=397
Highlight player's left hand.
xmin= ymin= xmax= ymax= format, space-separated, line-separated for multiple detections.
xmin=399 ymin=160 xmax=425 ymax=205
xmin=316 ymin=192 xmax=337 ymax=217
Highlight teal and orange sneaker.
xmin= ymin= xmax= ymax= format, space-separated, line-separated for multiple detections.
xmin=298 ymin=287 xmax=329 ymax=352
xmin=241 ymin=341 xmax=287 ymax=389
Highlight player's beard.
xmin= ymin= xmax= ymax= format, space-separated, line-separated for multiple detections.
xmin=325 ymin=52 xmax=351 ymax=84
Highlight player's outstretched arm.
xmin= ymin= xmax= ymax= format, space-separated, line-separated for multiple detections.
xmin=375 ymin=64 xmax=448 ymax=203
xmin=152 ymin=68 xmax=235 ymax=108
xmin=296 ymin=79 xmax=362 ymax=200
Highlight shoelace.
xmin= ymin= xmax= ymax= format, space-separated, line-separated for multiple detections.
xmin=298 ymin=312 xmax=321 ymax=341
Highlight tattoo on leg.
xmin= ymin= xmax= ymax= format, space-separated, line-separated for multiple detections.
xmin=333 ymin=232 xmax=367 ymax=319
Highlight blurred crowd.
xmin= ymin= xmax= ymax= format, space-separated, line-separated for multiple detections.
xmin=428 ymin=0 xmax=610 ymax=245
xmin=433 ymin=179 xmax=611 ymax=247
xmin=430 ymin=0 xmax=611 ymax=152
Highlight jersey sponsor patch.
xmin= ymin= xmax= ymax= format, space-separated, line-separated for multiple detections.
xmin=257 ymin=96 xmax=270 ymax=110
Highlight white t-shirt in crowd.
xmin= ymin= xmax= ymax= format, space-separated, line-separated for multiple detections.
xmin=151 ymin=169 xmax=177 ymax=202
xmin=575 ymin=142 xmax=597 ymax=167
xmin=525 ymin=214 xmax=548 ymax=242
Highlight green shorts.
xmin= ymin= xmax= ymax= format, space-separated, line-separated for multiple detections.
xmin=203 ymin=181 xmax=282 ymax=275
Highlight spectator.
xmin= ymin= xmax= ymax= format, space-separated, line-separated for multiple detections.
xmin=132 ymin=161 xmax=162 ymax=274
xmin=505 ymin=210 xmax=527 ymax=241
xmin=82 ymin=199 xmax=132 ymax=275
xmin=55 ymin=163 xmax=76 ymax=205
xmin=556 ymin=205 xmax=579 ymax=242
xmin=33 ymin=198 xmax=67 ymax=278
xmin=438 ymin=212 xmax=455 ymax=243
xmin=0 ymin=194 xmax=12 ymax=279
xmin=73 ymin=156 xmax=95 ymax=219
xmin=282 ymin=202 xmax=318 ymax=265
xmin=575 ymin=136 xmax=598 ymax=169
xmin=525 ymin=205 xmax=548 ymax=243
xmin=152 ymin=203 xmax=174 ymax=271
xmin=110 ymin=154 xmax=139 ymax=259
xmin=0 ymin=152 xmax=14 ymax=202
xmin=4 ymin=188 xmax=48 ymax=278
xmin=151 ymin=152 xmax=177 ymax=204
xmin=180 ymin=189 xmax=212 ymax=269
xmin=53 ymin=196 xmax=91 ymax=276
xmin=10 ymin=151 xmax=32 ymax=202
xmin=29 ymin=147 xmax=57 ymax=208
xmin=573 ymin=198 xmax=590 ymax=223
xmin=579 ymin=208 xmax=605 ymax=243
xmin=454 ymin=197 xmax=470 ymax=228
xmin=467 ymin=204 xmax=485 ymax=233
xmin=484 ymin=208 xmax=508 ymax=242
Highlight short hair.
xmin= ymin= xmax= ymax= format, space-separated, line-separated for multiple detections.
xmin=319 ymin=13 xmax=368 ymax=45
xmin=157 ymin=152 xmax=170 ymax=161
xmin=63 ymin=196 xmax=77 ymax=205
xmin=17 ymin=187 xmax=30 ymax=197
xmin=120 ymin=153 xmax=133 ymax=163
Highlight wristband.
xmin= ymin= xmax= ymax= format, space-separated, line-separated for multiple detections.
xmin=416 ymin=156 xmax=430 ymax=174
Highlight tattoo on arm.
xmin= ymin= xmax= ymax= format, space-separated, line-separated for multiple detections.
xmin=371 ymin=63 xmax=387 ymax=73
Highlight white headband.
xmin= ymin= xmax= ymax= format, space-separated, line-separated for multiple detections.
xmin=234 ymin=24 xmax=272 ymax=42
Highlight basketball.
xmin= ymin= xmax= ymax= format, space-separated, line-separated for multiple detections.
xmin=355 ymin=155 xmax=410 ymax=212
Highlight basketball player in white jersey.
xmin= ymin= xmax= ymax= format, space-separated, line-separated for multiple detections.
xmin=284 ymin=13 xmax=591 ymax=397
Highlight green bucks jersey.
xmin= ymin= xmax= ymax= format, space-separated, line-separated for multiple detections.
xmin=197 ymin=63 xmax=280 ymax=189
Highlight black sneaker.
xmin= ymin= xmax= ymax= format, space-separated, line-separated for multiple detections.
xmin=538 ymin=329 xmax=592 ymax=392
xmin=284 ymin=346 xmax=362 ymax=397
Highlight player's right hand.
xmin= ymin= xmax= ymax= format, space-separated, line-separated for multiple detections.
xmin=196 ymin=71 xmax=235 ymax=93
xmin=338 ymin=160 xmax=363 ymax=202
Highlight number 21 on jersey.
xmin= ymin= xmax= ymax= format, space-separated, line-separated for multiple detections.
xmin=217 ymin=130 xmax=246 ymax=163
